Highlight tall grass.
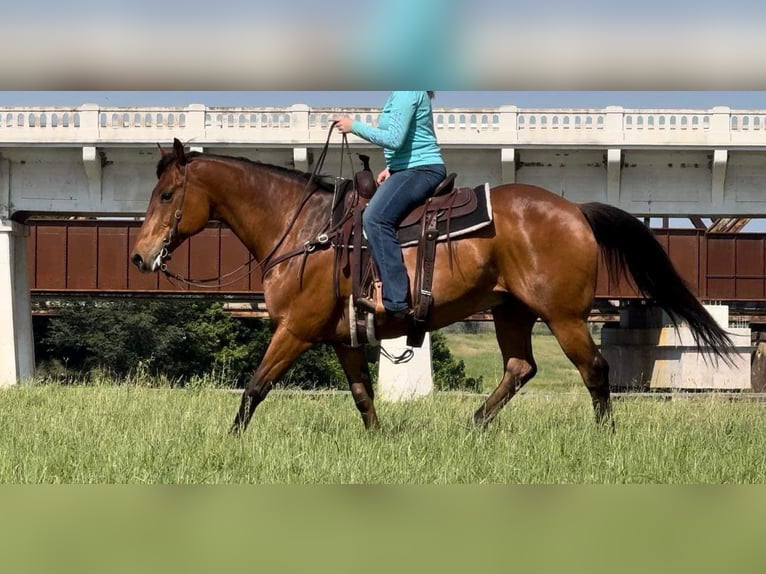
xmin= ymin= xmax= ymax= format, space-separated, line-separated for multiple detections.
xmin=0 ymin=385 xmax=763 ymax=483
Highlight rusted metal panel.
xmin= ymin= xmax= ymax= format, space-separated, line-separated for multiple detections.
xmin=704 ymin=234 xmax=766 ymax=301
xmin=24 ymin=220 xmax=766 ymax=305
xmin=734 ymin=236 xmax=765 ymax=300
xmin=26 ymin=225 xmax=37 ymax=289
xmin=67 ymin=226 xmax=98 ymax=289
xmin=35 ymin=224 xmax=67 ymax=290
xmin=188 ymin=227 xmax=220 ymax=292
xmin=588 ymin=228 xmax=704 ymax=300
xmin=97 ymin=224 xmax=129 ymax=290
xmin=595 ymin=248 xmax=639 ymax=298
xmin=666 ymin=230 xmax=702 ymax=295
xmin=219 ymin=227 xmax=256 ymax=292
xmin=705 ymin=235 xmax=736 ymax=299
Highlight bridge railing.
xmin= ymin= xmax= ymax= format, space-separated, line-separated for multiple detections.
xmin=2 ymin=104 xmax=766 ymax=147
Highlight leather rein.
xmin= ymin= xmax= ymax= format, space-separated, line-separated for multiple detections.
xmin=157 ymin=124 xmax=349 ymax=289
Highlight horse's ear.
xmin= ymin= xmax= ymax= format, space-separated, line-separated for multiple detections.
xmin=173 ymin=138 xmax=187 ymax=166
xmin=157 ymin=142 xmax=170 ymax=157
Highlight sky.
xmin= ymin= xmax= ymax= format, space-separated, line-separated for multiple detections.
xmin=3 ymin=2 xmax=766 ymax=94
xmin=0 ymin=92 xmax=764 ymax=109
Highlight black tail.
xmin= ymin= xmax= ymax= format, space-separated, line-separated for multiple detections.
xmin=580 ymin=202 xmax=735 ymax=364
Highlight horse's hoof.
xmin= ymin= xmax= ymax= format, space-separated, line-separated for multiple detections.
xmin=471 ymin=412 xmax=489 ymax=431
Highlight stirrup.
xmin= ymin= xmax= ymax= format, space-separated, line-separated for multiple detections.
xmin=355 ymin=296 xmax=378 ymax=314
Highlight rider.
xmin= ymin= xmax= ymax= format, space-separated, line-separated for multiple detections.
xmin=335 ymin=91 xmax=446 ymax=320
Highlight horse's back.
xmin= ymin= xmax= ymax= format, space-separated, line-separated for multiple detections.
xmin=491 ymin=182 xmax=585 ymax=213
xmin=489 ymin=182 xmax=595 ymax=238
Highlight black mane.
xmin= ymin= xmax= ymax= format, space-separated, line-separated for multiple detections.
xmin=155 ymin=151 xmax=338 ymax=192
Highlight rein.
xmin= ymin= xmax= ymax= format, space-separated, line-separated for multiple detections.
xmin=259 ymin=130 xmax=356 ymax=279
xmin=157 ymin=124 xmax=346 ymax=288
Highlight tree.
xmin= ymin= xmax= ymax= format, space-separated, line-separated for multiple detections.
xmin=37 ymin=299 xmax=480 ymax=391
xmin=430 ymin=331 xmax=483 ymax=392
xmin=39 ymin=299 xmax=265 ymax=385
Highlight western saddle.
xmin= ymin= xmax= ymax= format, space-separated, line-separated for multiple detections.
xmin=333 ymin=155 xmax=475 ymax=348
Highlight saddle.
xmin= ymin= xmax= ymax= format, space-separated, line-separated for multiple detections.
xmin=331 ymin=157 xmax=493 ymax=349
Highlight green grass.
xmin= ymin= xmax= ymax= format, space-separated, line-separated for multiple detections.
xmin=1 ymin=385 xmax=764 ymax=483
xmin=442 ymin=325 xmax=593 ymax=393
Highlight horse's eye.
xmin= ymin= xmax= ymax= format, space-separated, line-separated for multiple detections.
xmin=160 ymin=191 xmax=173 ymax=202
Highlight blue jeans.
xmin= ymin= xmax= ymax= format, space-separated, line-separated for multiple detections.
xmin=363 ymin=163 xmax=447 ymax=312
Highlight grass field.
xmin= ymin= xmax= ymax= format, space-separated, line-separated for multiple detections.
xmin=1 ymin=384 xmax=764 ymax=483
xmin=442 ymin=324 xmax=593 ymax=393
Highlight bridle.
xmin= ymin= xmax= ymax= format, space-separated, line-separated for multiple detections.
xmin=156 ymin=159 xmax=261 ymax=289
xmin=159 ymin=161 xmax=190 ymax=266
xmin=155 ymin=123 xmax=347 ymax=289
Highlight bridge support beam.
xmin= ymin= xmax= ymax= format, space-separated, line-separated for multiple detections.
xmin=378 ymin=334 xmax=433 ymax=402
xmin=0 ymin=220 xmax=34 ymax=386
xmin=712 ymin=149 xmax=728 ymax=208
xmin=83 ymin=146 xmax=102 ymax=203
xmin=293 ymin=147 xmax=309 ymax=172
xmin=606 ymin=148 xmax=622 ymax=205
xmin=501 ymin=148 xmax=516 ymax=184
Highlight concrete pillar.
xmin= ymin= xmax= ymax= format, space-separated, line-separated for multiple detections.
xmin=496 ymin=105 xmax=518 ymax=141
xmin=77 ymin=103 xmax=100 ymax=139
xmin=712 ymin=149 xmax=728 ymax=209
xmin=290 ymin=104 xmax=311 ymax=139
xmin=293 ymin=147 xmax=309 ymax=172
xmin=378 ymin=333 xmax=433 ymax=402
xmin=601 ymin=304 xmax=751 ymax=390
xmin=186 ymin=104 xmax=207 ymax=141
xmin=606 ymin=148 xmax=622 ymax=205
xmin=0 ymin=220 xmax=34 ymax=386
xmin=710 ymin=106 xmax=731 ymax=142
xmin=605 ymin=106 xmax=624 ymax=144
xmin=501 ymin=148 xmax=516 ymax=184
xmin=82 ymin=146 xmax=102 ymax=203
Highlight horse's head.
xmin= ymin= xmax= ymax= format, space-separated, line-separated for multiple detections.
xmin=131 ymin=138 xmax=211 ymax=273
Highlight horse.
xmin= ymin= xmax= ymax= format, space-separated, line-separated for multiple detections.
xmin=131 ymin=138 xmax=734 ymax=433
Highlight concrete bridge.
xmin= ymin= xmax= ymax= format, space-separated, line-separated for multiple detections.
xmin=3 ymin=104 xmax=766 ymax=219
xmin=3 ymin=102 xmax=766 ymax=388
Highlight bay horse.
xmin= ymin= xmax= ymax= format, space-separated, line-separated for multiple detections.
xmin=131 ymin=138 xmax=733 ymax=433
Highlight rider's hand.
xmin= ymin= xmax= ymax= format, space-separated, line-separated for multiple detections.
xmin=377 ymin=168 xmax=390 ymax=184
xmin=333 ymin=116 xmax=354 ymax=134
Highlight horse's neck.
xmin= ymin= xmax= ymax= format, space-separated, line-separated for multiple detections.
xmin=203 ymin=162 xmax=328 ymax=263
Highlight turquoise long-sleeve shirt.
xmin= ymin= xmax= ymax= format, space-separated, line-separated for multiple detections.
xmin=351 ymin=91 xmax=444 ymax=171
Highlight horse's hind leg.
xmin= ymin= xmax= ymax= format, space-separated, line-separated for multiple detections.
xmin=474 ymin=302 xmax=538 ymax=429
xmin=547 ymin=318 xmax=613 ymax=428
xmin=230 ymin=326 xmax=313 ymax=434
xmin=334 ymin=344 xmax=380 ymax=430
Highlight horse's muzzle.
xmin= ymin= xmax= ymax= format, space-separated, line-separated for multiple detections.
xmin=131 ymin=251 xmax=164 ymax=273
xmin=131 ymin=252 xmax=148 ymax=273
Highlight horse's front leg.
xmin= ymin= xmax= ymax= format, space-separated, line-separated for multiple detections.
xmin=334 ymin=344 xmax=380 ymax=430
xmin=230 ymin=325 xmax=313 ymax=434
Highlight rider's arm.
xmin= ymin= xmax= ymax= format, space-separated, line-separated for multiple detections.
xmin=350 ymin=91 xmax=418 ymax=151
